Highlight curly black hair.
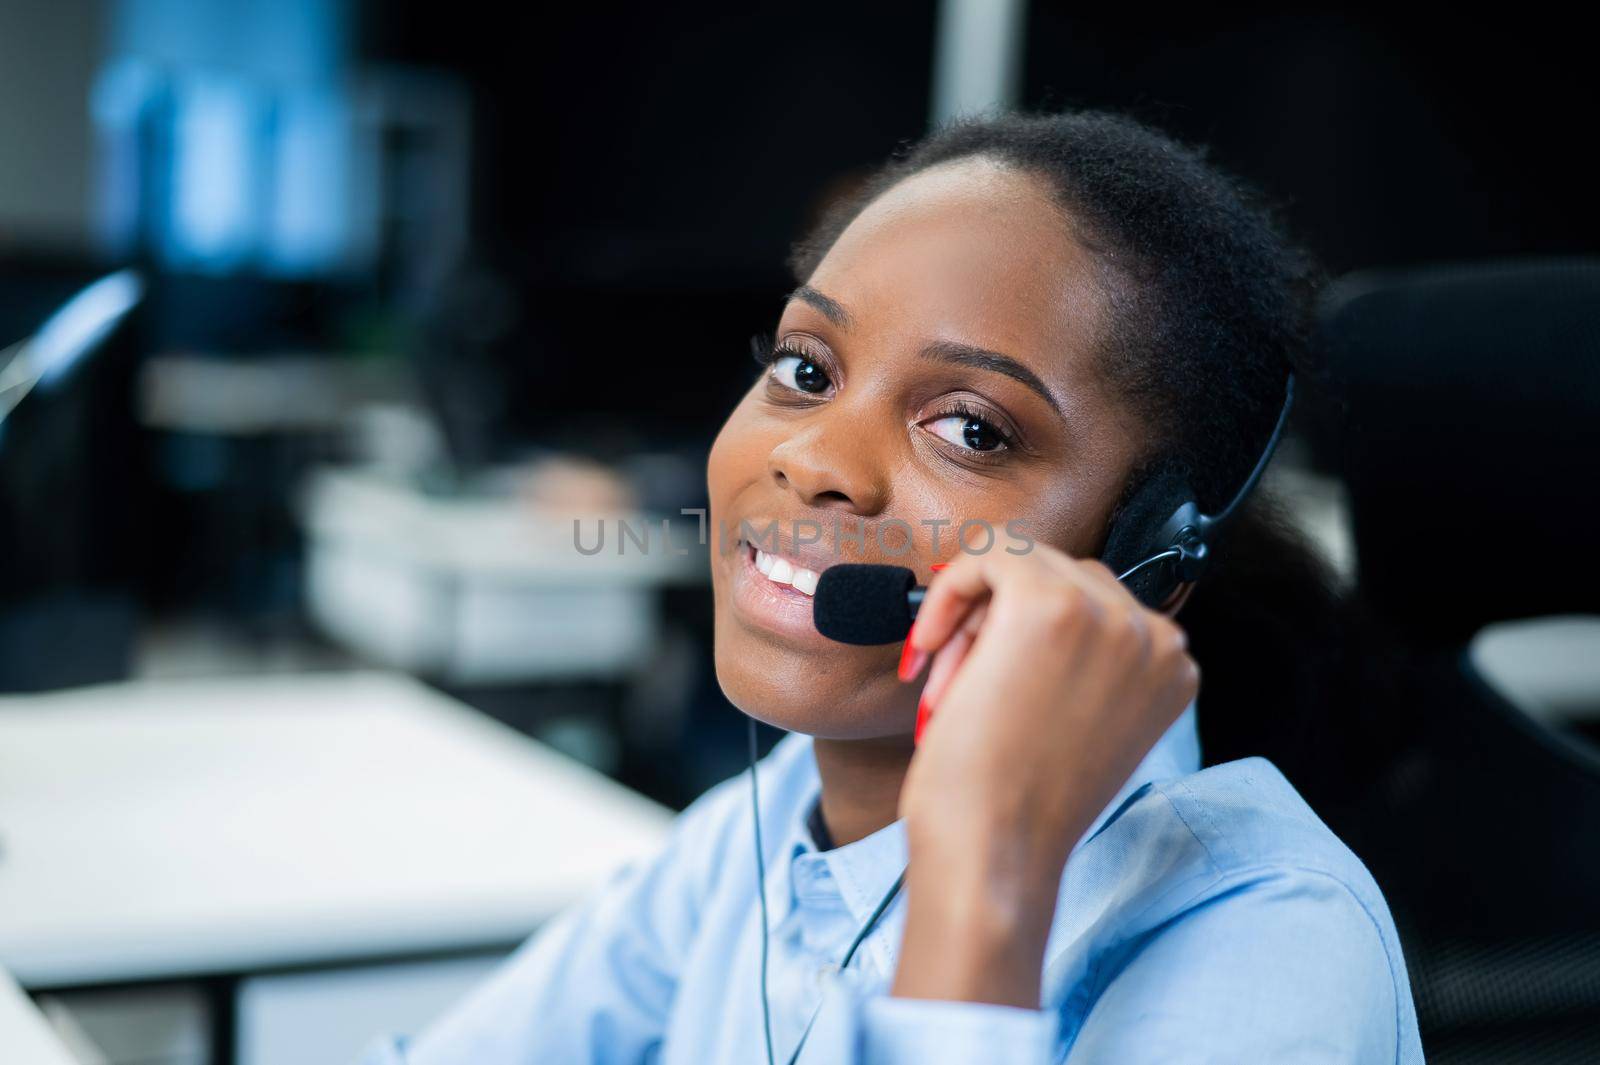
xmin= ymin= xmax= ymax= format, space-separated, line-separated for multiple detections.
xmin=786 ymin=107 xmax=1323 ymax=520
xmin=784 ymin=107 xmax=1412 ymax=803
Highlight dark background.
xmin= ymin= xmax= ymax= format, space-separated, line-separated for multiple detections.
xmin=361 ymin=3 xmax=1594 ymax=448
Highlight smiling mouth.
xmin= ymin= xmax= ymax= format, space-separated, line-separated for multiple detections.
xmin=748 ymin=543 xmax=822 ymax=597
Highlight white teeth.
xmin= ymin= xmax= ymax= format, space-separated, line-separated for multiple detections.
xmin=751 ymin=547 xmax=820 ymax=597
xmin=790 ymin=568 xmax=819 ymax=596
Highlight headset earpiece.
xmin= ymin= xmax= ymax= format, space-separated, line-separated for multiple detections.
xmin=1099 ymin=373 xmax=1297 ymax=610
xmin=1099 ymin=467 xmax=1203 ymax=609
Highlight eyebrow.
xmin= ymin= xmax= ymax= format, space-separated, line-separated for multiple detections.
xmin=787 ymin=285 xmax=854 ymax=330
xmin=787 ymin=283 xmax=1064 ymax=418
xmin=919 ymin=339 xmax=1064 ymax=418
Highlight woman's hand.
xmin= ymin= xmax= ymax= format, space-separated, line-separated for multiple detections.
xmin=890 ymin=545 xmax=1199 ymax=1009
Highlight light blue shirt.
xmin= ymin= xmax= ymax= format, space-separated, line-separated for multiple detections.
xmin=359 ymin=702 xmax=1424 ymax=1063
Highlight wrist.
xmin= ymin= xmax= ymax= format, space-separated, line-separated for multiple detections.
xmin=901 ymin=798 xmax=1077 ymax=910
xmin=891 ymin=842 xmax=1061 ymax=1008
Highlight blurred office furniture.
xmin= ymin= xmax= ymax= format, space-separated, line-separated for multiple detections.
xmin=1260 ymin=436 xmax=1358 ymax=590
xmin=1312 ymin=257 xmax=1600 ymax=1064
xmin=1471 ymin=616 xmax=1600 ymax=737
xmin=135 ymin=347 xmax=413 ymax=619
xmin=0 ymin=266 xmax=149 ymax=693
xmin=0 ymin=671 xmax=672 ymax=1064
xmin=34 ymin=982 xmax=212 ymax=1065
xmin=138 ymin=352 xmax=409 ymax=438
xmin=300 ymin=465 xmax=707 ymax=685
xmin=127 ymin=265 xmax=407 ymax=624
xmin=0 ymin=964 xmax=77 ymax=1065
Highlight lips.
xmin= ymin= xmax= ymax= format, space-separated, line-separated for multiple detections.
xmin=725 ymin=534 xmax=838 ymax=644
xmin=724 ymin=517 xmax=913 ymax=644
xmin=752 ymin=545 xmax=821 ymax=597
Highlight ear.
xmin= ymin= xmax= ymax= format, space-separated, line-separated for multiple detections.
xmin=1157 ymin=581 xmax=1196 ymax=618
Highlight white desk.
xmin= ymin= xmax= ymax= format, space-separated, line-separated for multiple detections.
xmin=0 ymin=671 xmax=674 ymax=989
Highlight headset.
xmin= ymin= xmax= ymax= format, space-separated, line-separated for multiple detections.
xmin=1100 ymin=372 xmax=1298 ymax=609
xmin=749 ymin=371 xmax=1298 ymax=1065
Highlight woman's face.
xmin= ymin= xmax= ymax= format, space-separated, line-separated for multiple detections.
xmin=707 ymin=157 xmax=1147 ymax=740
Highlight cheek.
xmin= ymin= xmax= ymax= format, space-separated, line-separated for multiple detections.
xmin=909 ymin=477 xmax=1098 ymax=563
xmin=706 ymin=396 xmax=769 ymax=596
xmin=707 ymin=393 xmax=764 ymax=505
xmin=1014 ymin=483 xmax=1113 ymax=558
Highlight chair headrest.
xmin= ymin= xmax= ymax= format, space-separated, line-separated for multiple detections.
xmin=1314 ymin=257 xmax=1600 ymax=644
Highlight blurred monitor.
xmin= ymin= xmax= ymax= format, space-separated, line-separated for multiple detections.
xmin=0 ymin=267 xmax=148 ymax=691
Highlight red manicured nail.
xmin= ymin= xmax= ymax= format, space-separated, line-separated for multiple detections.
xmin=914 ymin=694 xmax=932 ymax=744
xmin=930 ymin=562 xmax=949 ymax=572
xmin=897 ymin=636 xmax=928 ymax=682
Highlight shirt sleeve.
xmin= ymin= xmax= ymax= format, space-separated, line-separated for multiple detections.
xmin=353 ymin=771 xmax=748 ymax=1065
xmin=795 ymin=977 xmax=1059 ymax=1065
xmin=865 ymin=995 xmax=1059 ymax=1064
xmin=730 ymin=867 xmax=1061 ymax=1065
xmin=1063 ymin=867 xmax=1408 ymax=1064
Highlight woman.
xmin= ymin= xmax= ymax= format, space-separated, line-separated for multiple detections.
xmin=362 ymin=109 xmax=1425 ymax=1063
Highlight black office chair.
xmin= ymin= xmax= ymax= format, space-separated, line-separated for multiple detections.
xmin=1310 ymin=258 xmax=1600 ymax=1063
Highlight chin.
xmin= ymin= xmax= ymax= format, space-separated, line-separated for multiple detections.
xmin=712 ymin=628 xmax=916 ymax=741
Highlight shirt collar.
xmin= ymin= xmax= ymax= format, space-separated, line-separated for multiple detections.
xmin=779 ymin=696 xmax=1202 ymax=946
xmin=1079 ymin=695 xmax=1201 ymax=846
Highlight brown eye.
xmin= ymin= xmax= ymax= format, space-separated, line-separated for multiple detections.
xmin=772 ymin=353 xmax=831 ymax=394
xmin=924 ymin=413 xmax=1009 ymax=452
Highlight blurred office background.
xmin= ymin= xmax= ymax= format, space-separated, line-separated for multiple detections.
xmin=1 ymin=2 xmax=1596 ymax=1063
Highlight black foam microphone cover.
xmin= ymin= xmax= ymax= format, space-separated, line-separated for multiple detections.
xmin=813 ymin=564 xmax=918 ymax=645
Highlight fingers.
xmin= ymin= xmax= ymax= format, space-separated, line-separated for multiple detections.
xmin=905 ymin=546 xmax=1195 ymax=713
xmin=910 ymin=548 xmax=1136 ymax=657
xmin=905 ymin=553 xmax=1005 ymax=656
xmin=1015 ymin=547 xmax=1190 ymax=664
xmin=921 ymin=601 xmax=987 ymax=710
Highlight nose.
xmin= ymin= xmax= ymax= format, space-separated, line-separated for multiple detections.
xmin=767 ymin=417 xmax=890 ymax=515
